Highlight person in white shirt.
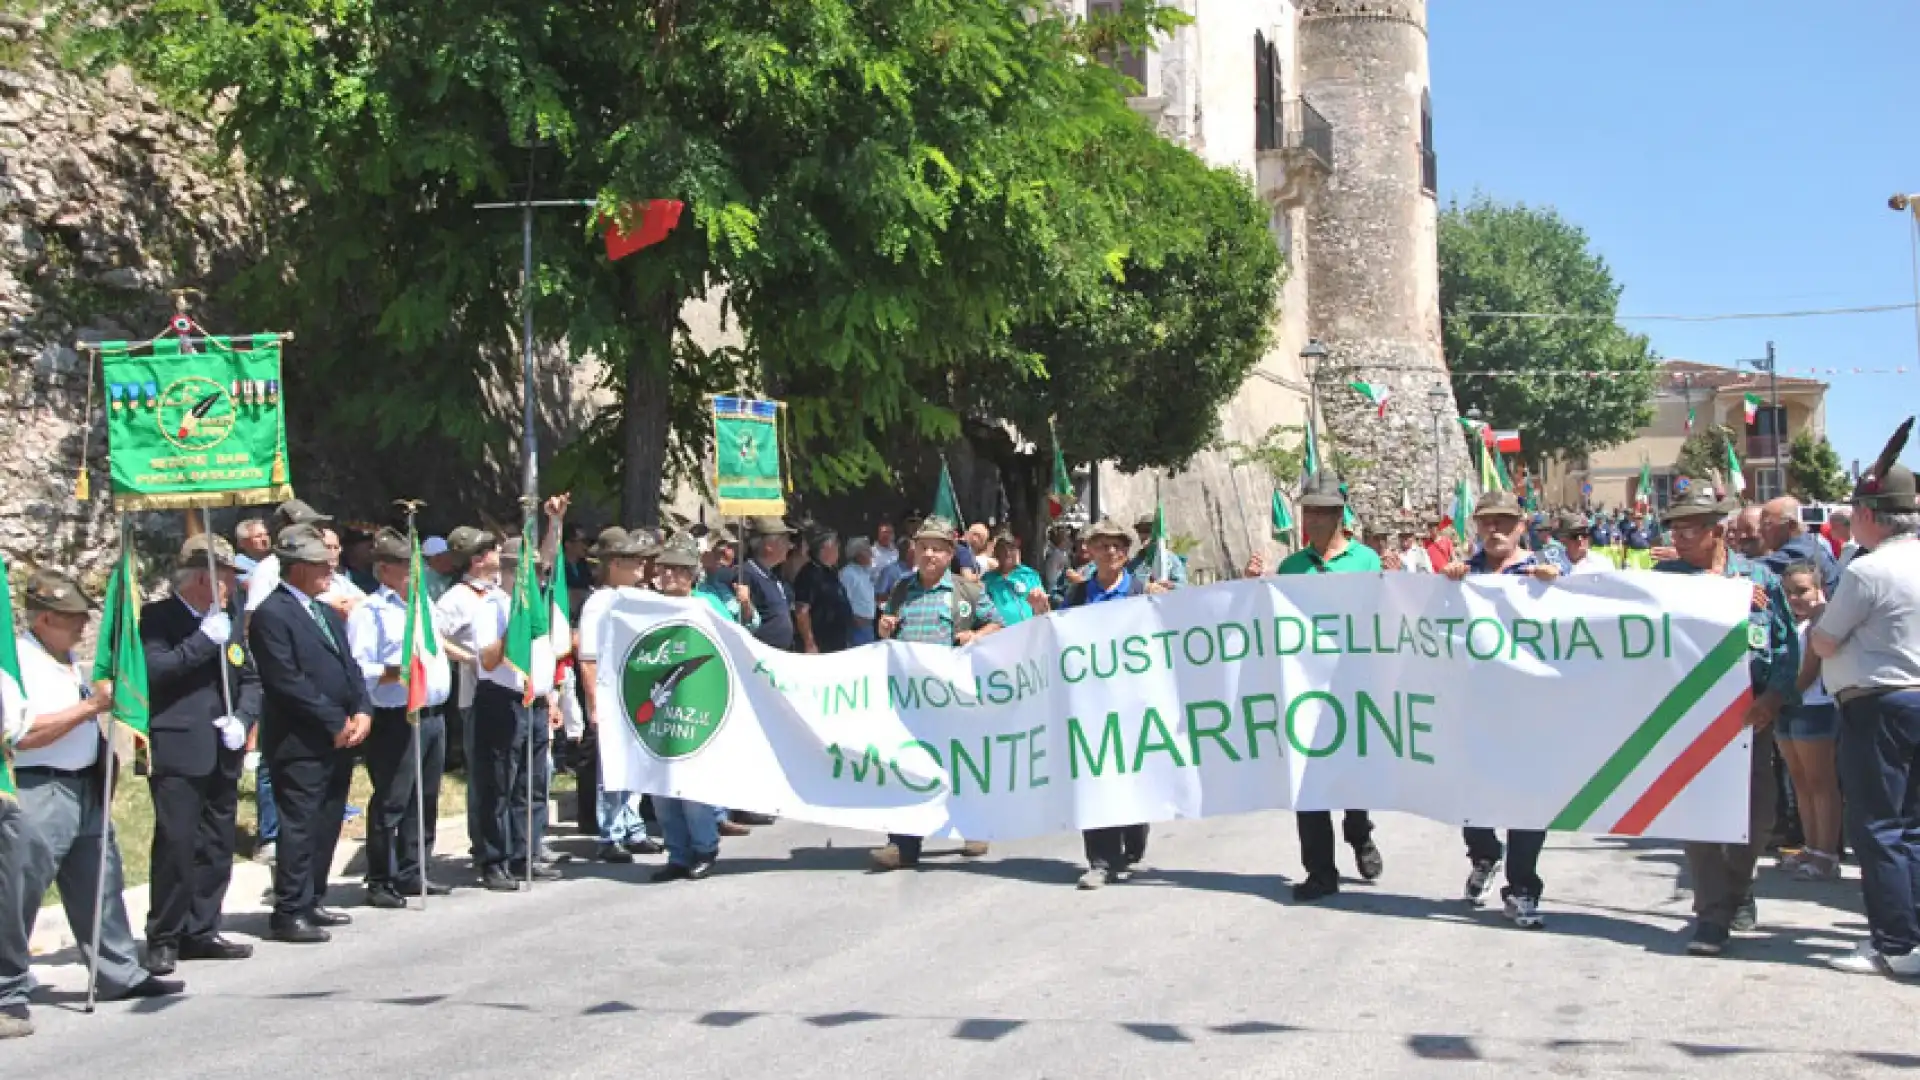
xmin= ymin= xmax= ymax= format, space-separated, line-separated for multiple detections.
xmin=13 ymin=571 xmax=180 ymax=1004
xmin=840 ymin=537 xmax=879 ymax=644
xmin=868 ymin=521 xmax=899 ymax=586
xmin=1393 ymin=533 xmax=1432 ymax=573
xmin=574 ymin=528 xmax=661 ymax=862
xmin=244 ymin=498 xmax=333 ymax=615
xmin=0 ymin=658 xmax=31 ymax=1038
xmin=316 ymin=526 xmax=368 ymax=615
xmin=347 ymin=529 xmax=454 ymax=907
xmin=1557 ymin=512 xmax=1617 ymax=575
xmin=433 ymin=525 xmax=518 ymax=891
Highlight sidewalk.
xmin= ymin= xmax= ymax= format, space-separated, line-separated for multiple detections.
xmin=29 ymin=806 xmax=490 ymax=957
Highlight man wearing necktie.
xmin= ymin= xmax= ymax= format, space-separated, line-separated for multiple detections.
xmin=140 ymin=534 xmax=261 ymax=975
xmin=247 ymin=524 xmax=372 ymax=943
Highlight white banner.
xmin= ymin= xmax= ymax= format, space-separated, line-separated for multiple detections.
xmin=598 ymin=574 xmax=1760 ymax=844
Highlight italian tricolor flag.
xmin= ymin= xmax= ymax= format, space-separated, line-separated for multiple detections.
xmin=400 ymin=532 xmax=440 ymax=716
xmin=1742 ymin=393 xmax=1763 ymax=426
xmin=1348 ymin=381 xmax=1390 ymax=418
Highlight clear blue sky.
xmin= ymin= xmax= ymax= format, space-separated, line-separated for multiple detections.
xmin=1430 ymin=1 xmax=1920 ymax=472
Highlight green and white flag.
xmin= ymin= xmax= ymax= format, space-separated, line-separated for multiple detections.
xmin=1724 ymin=438 xmax=1746 ymax=498
xmin=1048 ymin=422 xmax=1075 ymax=519
xmin=1742 ymin=393 xmax=1763 ymax=426
xmin=100 ymin=335 xmax=292 ymax=510
xmin=89 ymin=542 xmax=150 ymax=738
xmin=1149 ymin=499 xmax=1174 ymax=581
xmin=712 ymin=396 xmax=786 ymax=516
xmin=932 ymin=458 xmax=964 ymax=527
xmin=1449 ymin=478 xmax=1472 ymax=546
xmin=1270 ymin=491 xmax=1294 ymax=546
xmin=0 ymin=554 xmax=21 ymax=798
xmin=1637 ymin=458 xmax=1655 ymax=509
xmin=503 ymin=514 xmax=551 ymax=706
xmin=1348 ymin=381 xmax=1391 ymax=418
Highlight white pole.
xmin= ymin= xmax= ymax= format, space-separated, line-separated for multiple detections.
xmin=82 ymin=733 xmax=113 ymax=1014
xmin=412 ymin=715 xmax=428 ymax=909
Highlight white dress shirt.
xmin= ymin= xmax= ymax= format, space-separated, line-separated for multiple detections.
xmin=244 ymin=553 xmax=282 ymax=612
xmin=436 ymin=579 xmax=553 ymax=697
xmin=347 ymin=585 xmax=452 ymax=710
xmin=15 ymin=632 xmax=101 ymax=771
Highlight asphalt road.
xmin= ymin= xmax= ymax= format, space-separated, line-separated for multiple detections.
xmin=15 ymin=811 xmax=1919 ymax=1079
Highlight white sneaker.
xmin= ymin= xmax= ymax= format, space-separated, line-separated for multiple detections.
xmin=1827 ymin=942 xmax=1920 ymax=977
xmin=1077 ymin=868 xmax=1109 ymax=890
xmin=1502 ymin=890 xmax=1545 ymax=930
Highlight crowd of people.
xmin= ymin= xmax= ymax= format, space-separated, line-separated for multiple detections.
xmin=2 ymin=440 xmax=1917 ymax=1040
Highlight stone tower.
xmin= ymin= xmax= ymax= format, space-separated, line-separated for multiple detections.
xmin=1298 ymin=0 xmax=1468 ymax=526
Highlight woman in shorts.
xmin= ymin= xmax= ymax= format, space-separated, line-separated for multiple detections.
xmin=1779 ymin=562 xmax=1843 ymax=881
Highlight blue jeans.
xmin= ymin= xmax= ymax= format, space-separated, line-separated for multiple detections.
xmin=657 ymin=797 xmax=720 ymax=867
xmin=598 ymin=783 xmax=644 ymax=845
xmin=1839 ymin=690 xmax=1920 ymax=956
xmin=849 ymin=623 xmax=876 ymax=646
xmin=255 ymin=756 xmax=280 ymax=843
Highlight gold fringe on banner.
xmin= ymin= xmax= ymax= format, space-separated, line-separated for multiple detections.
xmin=74 ymin=468 xmax=89 ymax=502
xmin=110 ymin=485 xmax=295 ymax=513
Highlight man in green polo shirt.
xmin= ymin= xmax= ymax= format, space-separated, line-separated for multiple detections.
xmin=1246 ymin=472 xmax=1385 ymax=900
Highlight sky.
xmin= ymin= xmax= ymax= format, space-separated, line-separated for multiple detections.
xmin=1428 ymin=1 xmax=1920 ymax=471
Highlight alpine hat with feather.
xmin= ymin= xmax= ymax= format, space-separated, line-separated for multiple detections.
xmin=1854 ymin=417 xmax=1918 ymax=513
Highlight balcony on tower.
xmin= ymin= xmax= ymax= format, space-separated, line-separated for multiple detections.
xmin=1257 ymin=98 xmax=1335 ymax=210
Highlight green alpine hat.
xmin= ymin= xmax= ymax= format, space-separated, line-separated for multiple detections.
xmin=1661 ymin=487 xmax=1736 ymax=524
xmin=1472 ymin=491 xmax=1524 ymax=520
xmin=1298 ymin=471 xmax=1346 ymax=509
xmin=371 ymin=528 xmax=412 ymax=564
xmin=1854 ymin=417 xmax=1919 ymax=513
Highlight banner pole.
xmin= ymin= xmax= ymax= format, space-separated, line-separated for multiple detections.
xmin=412 ymin=715 xmax=427 ymax=909
xmin=84 ymin=520 xmax=128 ymax=1015
xmin=205 ymin=524 xmax=236 ymax=723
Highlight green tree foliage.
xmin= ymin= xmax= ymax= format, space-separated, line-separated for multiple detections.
xmin=1787 ymin=429 xmax=1851 ymax=503
xmin=1676 ymin=423 xmax=1739 ymax=487
xmin=94 ymin=0 xmax=1190 ymax=524
xmin=1440 ymin=197 xmax=1658 ymax=467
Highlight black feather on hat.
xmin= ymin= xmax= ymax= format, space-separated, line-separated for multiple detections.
xmin=1855 ymin=416 xmax=1918 ymax=512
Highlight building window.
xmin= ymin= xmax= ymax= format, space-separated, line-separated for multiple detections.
xmin=1746 ymin=405 xmax=1786 ymax=460
xmin=1090 ymin=1 xmax=1147 ymax=91
xmin=1650 ymin=472 xmax=1676 ymax=512
xmin=1419 ymin=90 xmax=1437 ymax=195
xmin=1255 ymin=32 xmax=1278 ymax=150
xmin=1755 ymin=468 xmax=1784 ymax=503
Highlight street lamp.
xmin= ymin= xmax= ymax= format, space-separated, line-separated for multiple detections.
xmin=1734 ymin=343 xmax=1782 ymax=498
xmin=1302 ymin=338 xmax=1332 ymax=466
xmin=1427 ymin=384 xmax=1449 ymax=512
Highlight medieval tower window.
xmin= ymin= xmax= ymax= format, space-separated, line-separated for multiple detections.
xmin=1255 ymin=32 xmax=1284 ymax=151
xmin=1420 ymin=89 xmax=1437 ymax=195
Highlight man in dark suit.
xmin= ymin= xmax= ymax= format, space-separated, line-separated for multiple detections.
xmin=247 ymin=524 xmax=372 ymax=943
xmin=141 ymin=534 xmax=262 ymax=975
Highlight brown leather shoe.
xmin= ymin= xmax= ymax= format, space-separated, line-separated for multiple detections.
xmin=960 ymin=841 xmax=990 ymax=858
xmin=869 ymin=844 xmax=915 ymax=871
xmin=718 ymin=820 xmax=752 ymax=837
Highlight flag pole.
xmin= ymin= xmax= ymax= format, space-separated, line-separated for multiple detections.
xmin=84 ymin=522 xmax=128 ymax=1014
xmin=399 ymin=499 xmax=428 ymax=910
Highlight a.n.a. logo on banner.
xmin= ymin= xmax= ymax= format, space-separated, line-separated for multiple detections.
xmin=618 ymin=622 xmax=734 ymax=760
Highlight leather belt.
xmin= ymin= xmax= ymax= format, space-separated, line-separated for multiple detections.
xmin=16 ymin=764 xmax=95 ymax=779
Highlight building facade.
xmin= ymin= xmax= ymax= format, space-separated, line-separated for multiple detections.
xmin=1545 ymin=360 xmax=1829 ymax=511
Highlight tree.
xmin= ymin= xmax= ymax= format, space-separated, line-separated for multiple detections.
xmin=1440 ymin=197 xmax=1658 ymax=468
xmin=1787 ymin=430 xmax=1851 ymax=503
xmin=963 ymin=122 xmax=1284 ymax=541
xmin=1676 ymin=423 xmax=1739 ymax=489
xmin=96 ymin=0 xmax=1190 ymax=525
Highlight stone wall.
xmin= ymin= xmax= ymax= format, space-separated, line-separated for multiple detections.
xmin=0 ymin=21 xmax=262 ymax=591
xmin=1299 ymin=0 xmax=1468 ymax=529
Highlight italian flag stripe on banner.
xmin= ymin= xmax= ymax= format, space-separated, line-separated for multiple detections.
xmin=1548 ymin=626 xmax=1750 ymax=834
xmin=400 ymin=532 xmax=440 ymax=716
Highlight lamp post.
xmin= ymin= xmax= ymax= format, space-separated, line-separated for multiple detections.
xmin=1427 ymin=384 xmax=1449 ymax=513
xmin=1735 ymin=343 xmax=1782 ymax=498
xmin=1301 ymin=338 xmax=1330 ymax=465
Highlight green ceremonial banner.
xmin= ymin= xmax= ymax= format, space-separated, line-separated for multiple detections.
xmin=100 ymin=336 xmax=292 ymax=510
xmin=932 ymin=459 xmax=963 ymax=527
xmin=90 ymin=543 xmax=150 ymax=738
xmin=712 ymin=396 xmax=786 ymax=517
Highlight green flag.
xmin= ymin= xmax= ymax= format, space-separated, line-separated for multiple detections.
xmin=1270 ymin=491 xmax=1294 ymax=545
xmin=1450 ymin=478 xmax=1473 ymax=546
xmin=1150 ymin=499 xmax=1173 ymax=581
xmin=932 ymin=458 xmax=964 ymax=526
xmin=100 ymin=335 xmax=292 ymax=510
xmin=90 ymin=543 xmax=150 ymax=738
xmin=1637 ymin=457 xmax=1654 ymax=509
xmin=712 ymin=396 xmax=786 ymax=516
xmin=399 ymin=531 xmax=441 ymax=717
xmin=503 ymin=514 xmax=551 ymax=706
xmin=1300 ymin=422 xmax=1321 ymax=485
xmin=1048 ymin=427 xmax=1074 ymax=519
xmin=1725 ymin=437 xmax=1747 ymax=499
xmin=0 ymin=554 xmax=21 ymax=798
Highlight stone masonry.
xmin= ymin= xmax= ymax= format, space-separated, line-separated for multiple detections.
xmin=1299 ymin=0 xmax=1469 ymax=527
